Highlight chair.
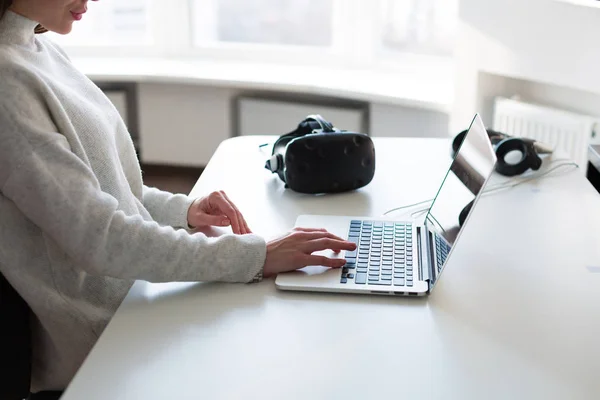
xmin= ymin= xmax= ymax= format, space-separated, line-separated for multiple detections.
xmin=0 ymin=273 xmax=62 ymax=400
xmin=0 ymin=272 xmax=32 ymax=400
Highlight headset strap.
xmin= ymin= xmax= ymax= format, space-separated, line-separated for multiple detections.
xmin=271 ymin=115 xmax=336 ymax=156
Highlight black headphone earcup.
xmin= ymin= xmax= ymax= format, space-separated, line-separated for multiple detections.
xmin=527 ymin=149 xmax=543 ymax=171
xmin=451 ymin=130 xmax=468 ymax=158
xmin=459 ymin=199 xmax=474 ymax=227
xmin=494 ymin=138 xmax=536 ymax=176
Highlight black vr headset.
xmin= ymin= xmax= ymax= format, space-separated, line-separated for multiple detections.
xmin=265 ymin=115 xmax=375 ymax=194
xmin=452 ymin=128 xmax=553 ymax=177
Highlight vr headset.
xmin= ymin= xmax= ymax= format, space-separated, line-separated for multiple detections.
xmin=452 ymin=128 xmax=553 ymax=177
xmin=265 ymin=115 xmax=375 ymax=194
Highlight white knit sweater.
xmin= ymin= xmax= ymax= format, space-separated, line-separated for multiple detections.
xmin=0 ymin=10 xmax=266 ymax=392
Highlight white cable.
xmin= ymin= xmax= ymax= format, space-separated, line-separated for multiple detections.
xmin=483 ymin=161 xmax=579 ymax=196
xmin=382 ymin=159 xmax=579 ymax=217
xmin=258 ymin=143 xmax=273 ymax=155
xmin=383 ymin=198 xmax=434 ymax=216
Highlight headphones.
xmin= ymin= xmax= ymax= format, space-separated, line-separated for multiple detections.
xmin=265 ymin=115 xmax=375 ymax=194
xmin=452 ymin=127 xmax=553 ymax=227
xmin=452 ymin=128 xmax=553 ymax=177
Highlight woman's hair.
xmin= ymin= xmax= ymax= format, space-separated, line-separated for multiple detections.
xmin=0 ymin=0 xmax=48 ymax=33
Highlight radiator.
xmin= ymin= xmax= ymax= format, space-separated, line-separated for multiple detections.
xmin=493 ymin=97 xmax=599 ymax=169
xmin=237 ymin=97 xmax=366 ymax=136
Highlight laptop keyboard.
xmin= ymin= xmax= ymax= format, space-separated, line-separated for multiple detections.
xmin=434 ymin=234 xmax=451 ymax=274
xmin=340 ymin=220 xmax=414 ymax=287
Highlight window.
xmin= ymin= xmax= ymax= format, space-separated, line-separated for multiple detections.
xmin=191 ymin=0 xmax=334 ymax=47
xmin=379 ymin=0 xmax=458 ymax=57
xmin=52 ymin=0 xmax=458 ymax=69
xmin=47 ymin=0 xmax=152 ymax=46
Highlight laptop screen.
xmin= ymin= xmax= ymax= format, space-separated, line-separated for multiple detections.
xmin=424 ymin=114 xmax=497 ymax=286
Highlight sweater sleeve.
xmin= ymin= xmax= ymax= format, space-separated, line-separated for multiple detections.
xmin=142 ymin=185 xmax=195 ymax=228
xmin=0 ymin=117 xmax=266 ymax=284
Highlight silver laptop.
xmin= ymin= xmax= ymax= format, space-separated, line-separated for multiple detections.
xmin=275 ymin=114 xmax=497 ymax=296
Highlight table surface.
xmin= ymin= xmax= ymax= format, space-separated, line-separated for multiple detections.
xmin=62 ymin=136 xmax=600 ymax=400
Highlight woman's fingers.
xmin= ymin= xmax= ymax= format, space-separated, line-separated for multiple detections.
xmin=302 ymin=238 xmax=356 ymax=254
xmin=220 ymin=203 xmax=241 ymax=233
xmin=264 ymin=228 xmax=356 ymax=275
xmin=242 ymin=219 xmax=252 ymax=234
xmin=295 ymin=233 xmax=357 ymax=267
xmin=293 ymin=227 xmax=328 ymax=233
xmin=210 ymin=191 xmax=243 ymax=234
xmin=219 ymin=191 xmax=250 ymax=234
xmin=291 ymin=230 xmax=347 ymax=242
xmin=301 ymin=255 xmax=347 ymax=269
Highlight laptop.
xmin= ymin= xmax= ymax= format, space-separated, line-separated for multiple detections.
xmin=275 ymin=114 xmax=498 ymax=296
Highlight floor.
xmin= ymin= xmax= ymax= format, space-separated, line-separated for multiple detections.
xmin=141 ymin=164 xmax=204 ymax=195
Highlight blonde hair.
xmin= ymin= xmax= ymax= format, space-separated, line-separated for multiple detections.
xmin=1 ymin=0 xmax=48 ymax=34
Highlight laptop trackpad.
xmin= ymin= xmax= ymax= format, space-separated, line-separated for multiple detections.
xmin=299 ymin=249 xmax=344 ymax=276
xmin=276 ymin=263 xmax=342 ymax=289
xmin=297 ymin=266 xmax=332 ymax=276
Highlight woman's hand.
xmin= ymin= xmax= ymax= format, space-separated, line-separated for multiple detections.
xmin=187 ymin=191 xmax=251 ymax=234
xmin=263 ymin=228 xmax=357 ymax=277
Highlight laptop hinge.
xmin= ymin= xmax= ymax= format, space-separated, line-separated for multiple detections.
xmin=418 ymin=226 xmax=436 ymax=291
xmin=426 ymin=227 xmax=437 ymax=288
xmin=417 ymin=227 xmax=431 ymax=283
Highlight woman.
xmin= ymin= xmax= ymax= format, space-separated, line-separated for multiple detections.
xmin=0 ymin=0 xmax=356 ymax=395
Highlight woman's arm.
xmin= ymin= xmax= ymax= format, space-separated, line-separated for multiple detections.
xmin=142 ymin=185 xmax=194 ymax=228
xmin=0 ymin=111 xmax=265 ymax=284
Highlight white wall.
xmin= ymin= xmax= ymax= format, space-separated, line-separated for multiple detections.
xmin=474 ymin=72 xmax=600 ymax=130
xmin=237 ymin=97 xmax=366 ymax=136
xmin=138 ymin=83 xmax=241 ymax=167
xmin=370 ymin=103 xmax=450 ymax=138
xmin=453 ymin=0 xmax=600 ymax=132
xmin=131 ymin=83 xmax=449 ymax=167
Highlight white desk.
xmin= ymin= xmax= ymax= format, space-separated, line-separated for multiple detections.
xmin=62 ymin=137 xmax=600 ymax=400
